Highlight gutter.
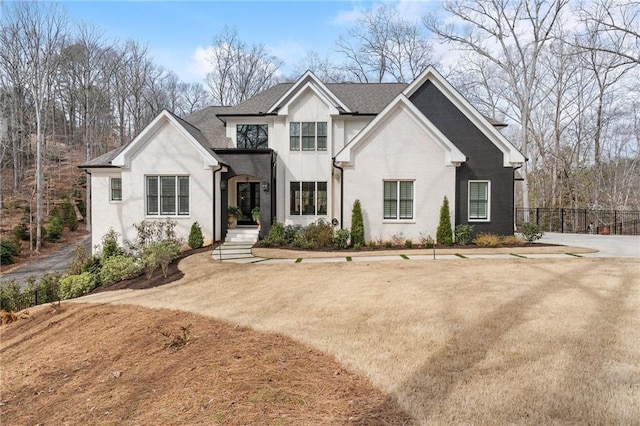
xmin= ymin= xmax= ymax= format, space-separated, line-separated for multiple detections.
xmin=332 ymin=159 xmax=344 ymax=229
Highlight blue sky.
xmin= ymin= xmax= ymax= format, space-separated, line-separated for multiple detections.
xmin=62 ymin=1 xmax=441 ymax=83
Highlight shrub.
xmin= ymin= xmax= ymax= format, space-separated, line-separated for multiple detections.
xmin=333 ymin=229 xmax=350 ymax=249
xmin=384 ymin=241 xmax=393 ymax=249
xmin=353 ymin=242 xmax=362 ymax=250
xmin=419 ymin=232 xmax=434 ymax=248
xmin=454 ymin=224 xmax=475 ymax=245
xmin=303 ymin=219 xmax=334 ymax=247
xmin=128 ymin=219 xmax=179 ymax=254
xmin=500 ymin=235 xmax=524 ymax=246
xmin=404 ymin=239 xmax=413 ymax=248
xmin=142 ymin=240 xmax=181 ymax=279
xmin=59 ymin=272 xmax=96 ymax=300
xmin=66 ymin=244 xmax=91 ymax=276
xmin=1 ymin=238 xmax=22 ymax=264
xmin=264 ymin=219 xmax=286 ymax=246
xmin=283 ymin=224 xmax=303 ymax=244
xmin=521 ymin=222 xmax=544 ymax=242
xmin=367 ymin=241 xmax=376 ymax=250
xmin=0 ymin=280 xmax=22 ymax=311
xmin=100 ymin=255 xmax=144 ymax=285
xmin=473 ymin=233 xmax=501 ymax=247
xmin=350 ymin=199 xmax=365 ymax=247
xmin=36 ymin=272 xmax=62 ymax=304
xmin=101 ymin=228 xmax=125 ymax=260
xmin=188 ymin=222 xmax=204 ymax=249
xmin=46 ymin=216 xmax=63 ymax=242
xmin=436 ymin=196 xmax=453 ymax=245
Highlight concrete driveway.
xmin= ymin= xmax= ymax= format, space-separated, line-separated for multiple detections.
xmin=0 ymin=236 xmax=91 ymax=288
xmin=539 ymin=232 xmax=640 ymax=258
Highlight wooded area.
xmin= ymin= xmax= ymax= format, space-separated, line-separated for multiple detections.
xmin=1 ymin=0 xmax=638 ymax=252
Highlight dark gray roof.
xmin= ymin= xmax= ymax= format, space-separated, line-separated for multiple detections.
xmin=79 ymin=144 xmax=126 ymax=168
xmin=183 ymin=106 xmax=233 ymax=148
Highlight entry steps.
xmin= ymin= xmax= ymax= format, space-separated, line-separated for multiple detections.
xmin=225 ymin=227 xmax=259 ymax=243
xmin=212 ymin=242 xmax=255 ymax=261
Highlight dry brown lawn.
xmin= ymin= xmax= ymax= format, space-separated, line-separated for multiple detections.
xmin=4 ymin=254 xmax=639 ymax=424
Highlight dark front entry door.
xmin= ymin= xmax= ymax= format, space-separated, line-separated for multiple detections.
xmin=237 ymin=182 xmax=260 ymax=225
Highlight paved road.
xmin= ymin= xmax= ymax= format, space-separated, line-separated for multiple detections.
xmin=0 ymin=236 xmax=92 ymax=288
xmin=539 ymin=232 xmax=640 ymax=258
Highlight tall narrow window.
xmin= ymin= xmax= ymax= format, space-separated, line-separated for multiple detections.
xmin=317 ymin=122 xmax=327 ymax=151
xmin=178 ymin=176 xmax=189 ymax=215
xmin=110 ymin=177 xmax=122 ymax=201
xmin=290 ymin=122 xmax=300 ymax=150
xmin=301 ymin=122 xmax=315 ymax=151
xmin=469 ymin=181 xmax=490 ymax=220
xmin=290 ymin=182 xmax=301 ymax=215
xmin=146 ymin=176 xmax=159 ymax=215
xmin=317 ymin=182 xmax=327 ymax=215
xmin=384 ymin=180 xmax=414 ymax=220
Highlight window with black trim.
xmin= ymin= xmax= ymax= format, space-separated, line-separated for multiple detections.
xmin=290 ymin=122 xmax=327 ymax=151
xmin=383 ymin=180 xmax=413 ymax=220
xmin=146 ymin=175 xmax=189 ymax=216
xmin=468 ymin=180 xmax=490 ymax=220
xmin=110 ymin=177 xmax=122 ymax=201
xmin=237 ymin=124 xmax=268 ymax=148
xmin=290 ymin=181 xmax=327 ymax=215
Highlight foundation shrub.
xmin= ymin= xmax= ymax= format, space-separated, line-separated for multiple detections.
xmin=333 ymin=229 xmax=350 ymax=249
xmin=303 ymin=219 xmax=334 ymax=247
xmin=350 ymin=199 xmax=365 ymax=247
xmin=436 ymin=196 xmax=453 ymax=245
xmin=101 ymin=228 xmax=125 ymax=260
xmin=473 ymin=233 xmax=501 ymax=247
xmin=454 ymin=224 xmax=475 ymax=245
xmin=59 ymin=272 xmax=96 ymax=300
xmin=100 ymin=255 xmax=144 ymax=285
xmin=188 ymin=222 xmax=204 ymax=249
xmin=521 ymin=222 xmax=544 ymax=242
xmin=500 ymin=235 xmax=524 ymax=246
xmin=142 ymin=240 xmax=181 ymax=279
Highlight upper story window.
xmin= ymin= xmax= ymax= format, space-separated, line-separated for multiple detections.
xmin=237 ymin=124 xmax=268 ymax=149
xmin=290 ymin=122 xmax=327 ymax=151
xmin=110 ymin=177 xmax=122 ymax=202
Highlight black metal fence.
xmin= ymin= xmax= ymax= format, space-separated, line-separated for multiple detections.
xmin=515 ymin=208 xmax=640 ymax=236
xmin=0 ymin=285 xmax=60 ymax=312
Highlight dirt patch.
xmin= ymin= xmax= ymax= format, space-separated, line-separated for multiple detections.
xmin=0 ymin=303 xmax=413 ymax=425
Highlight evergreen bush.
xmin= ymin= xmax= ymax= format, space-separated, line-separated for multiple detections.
xmin=521 ymin=222 xmax=544 ymax=242
xmin=436 ymin=196 xmax=453 ymax=245
xmin=46 ymin=216 xmax=63 ymax=242
xmin=454 ymin=224 xmax=475 ymax=245
xmin=0 ymin=238 xmax=22 ymax=264
xmin=59 ymin=272 xmax=96 ymax=300
xmin=333 ymin=229 xmax=350 ymax=249
xmin=350 ymin=199 xmax=365 ymax=247
xmin=100 ymin=255 xmax=144 ymax=285
xmin=188 ymin=222 xmax=204 ymax=249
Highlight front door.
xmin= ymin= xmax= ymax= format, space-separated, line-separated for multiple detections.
xmin=237 ymin=182 xmax=260 ymax=225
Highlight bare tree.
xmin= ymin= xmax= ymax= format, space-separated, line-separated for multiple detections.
xmin=286 ymin=51 xmax=346 ymax=83
xmin=336 ymin=4 xmax=437 ymax=83
xmin=0 ymin=2 xmax=67 ymax=251
xmin=177 ymin=82 xmax=211 ymax=115
xmin=425 ymin=0 xmax=570 ymax=209
xmin=206 ymin=26 xmax=282 ymax=106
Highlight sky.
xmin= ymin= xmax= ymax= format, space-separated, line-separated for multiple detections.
xmin=62 ymin=0 xmax=442 ymax=84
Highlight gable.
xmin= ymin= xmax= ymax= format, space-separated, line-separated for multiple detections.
xmin=287 ymin=87 xmax=331 ymax=121
xmin=268 ymin=71 xmax=348 ymax=115
xmin=335 ymin=95 xmax=466 ymax=167
xmin=112 ymin=110 xmax=221 ymax=170
xmin=405 ymin=67 xmax=524 ymax=167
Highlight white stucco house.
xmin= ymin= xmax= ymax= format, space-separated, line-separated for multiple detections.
xmin=80 ymin=66 xmax=525 ymax=252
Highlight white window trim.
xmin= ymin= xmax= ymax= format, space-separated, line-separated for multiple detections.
xmin=383 ymin=179 xmax=415 ymax=221
xmin=145 ymin=175 xmax=190 ymax=217
xmin=468 ymin=180 xmax=491 ymax=222
xmin=109 ymin=177 xmax=122 ymax=203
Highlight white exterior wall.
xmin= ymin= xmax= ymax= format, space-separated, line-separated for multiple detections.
xmin=90 ymin=122 xmax=215 ymax=254
xmin=274 ymin=88 xmax=333 ymax=227
xmin=89 ymin=169 xmax=123 ymax=252
xmin=342 ymin=105 xmax=457 ymax=242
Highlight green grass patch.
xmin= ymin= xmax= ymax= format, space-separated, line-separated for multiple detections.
xmin=295 ymin=258 xmax=303 ymax=263
xmin=454 ymin=253 xmax=467 ymax=259
xmin=565 ymin=252 xmax=583 ymax=257
xmin=509 ymin=253 xmax=527 ymax=258
xmin=346 ymin=256 xmax=352 ymax=262
xmin=400 ymin=254 xmax=409 ymax=260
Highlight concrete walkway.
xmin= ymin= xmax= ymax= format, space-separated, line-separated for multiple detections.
xmin=213 ymin=233 xmax=640 ymax=264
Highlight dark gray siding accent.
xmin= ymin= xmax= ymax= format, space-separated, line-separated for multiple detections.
xmin=214 ymin=149 xmax=276 ymax=239
xmin=409 ymin=81 xmax=515 ymax=235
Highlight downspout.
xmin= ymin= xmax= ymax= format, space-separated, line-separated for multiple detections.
xmin=512 ymin=162 xmax=525 ymax=231
xmin=332 ymin=159 xmax=344 ymax=229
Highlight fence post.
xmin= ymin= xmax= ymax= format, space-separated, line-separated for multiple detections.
xmin=561 ymin=209 xmax=565 ymax=233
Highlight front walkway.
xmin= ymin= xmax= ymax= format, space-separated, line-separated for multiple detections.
xmin=212 ymin=239 xmax=599 ymax=264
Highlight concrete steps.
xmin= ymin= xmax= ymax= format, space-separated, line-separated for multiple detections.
xmin=212 ymin=242 xmax=254 ymax=261
xmin=225 ymin=227 xmax=259 ymax=243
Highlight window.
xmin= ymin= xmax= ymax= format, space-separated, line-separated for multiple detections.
xmin=290 ymin=181 xmax=327 ymax=215
xmin=469 ymin=181 xmax=490 ymax=220
xmin=383 ymin=180 xmax=413 ymax=220
xmin=237 ymin=124 xmax=268 ymax=148
xmin=289 ymin=122 xmax=327 ymax=151
xmin=146 ymin=176 xmax=189 ymax=216
xmin=110 ymin=177 xmax=122 ymax=201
